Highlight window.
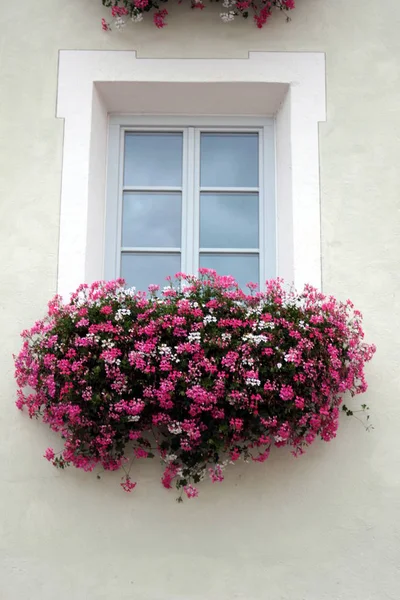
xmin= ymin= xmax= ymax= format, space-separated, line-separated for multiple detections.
xmin=105 ymin=118 xmax=276 ymax=291
xmin=57 ymin=52 xmax=325 ymax=298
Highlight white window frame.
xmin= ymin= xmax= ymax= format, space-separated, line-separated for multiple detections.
xmin=105 ymin=116 xmax=276 ymax=289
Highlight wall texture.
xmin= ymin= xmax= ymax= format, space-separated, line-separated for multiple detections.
xmin=1 ymin=1 xmax=399 ymax=599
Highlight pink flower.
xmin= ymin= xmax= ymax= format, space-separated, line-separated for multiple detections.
xmin=101 ymin=18 xmax=110 ymax=31
xmin=283 ymin=0 xmax=295 ymax=9
xmin=153 ymin=9 xmax=168 ymax=28
xmin=230 ymin=448 xmax=241 ymax=462
xmin=15 ymin=390 xmax=25 ymax=410
xmin=280 ymin=384 xmax=294 ymax=401
xmin=184 ymin=484 xmax=199 ymax=498
xmin=76 ymin=318 xmax=89 ymax=328
xmin=161 ymin=464 xmax=179 ymax=489
xmin=148 ymin=284 xmax=160 ymax=293
xmin=229 ymin=418 xmax=244 ymax=432
xmin=121 ymin=477 xmax=137 ymax=492
xmin=44 ymin=448 xmax=55 ymax=461
xmin=134 ymin=448 xmax=149 ymax=459
xmin=111 ymin=6 xmax=128 ymax=17
xmin=252 ymin=448 xmax=270 ymax=463
xmin=209 ymin=465 xmax=224 ymax=483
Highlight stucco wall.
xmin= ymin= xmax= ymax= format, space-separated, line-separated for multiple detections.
xmin=1 ymin=1 xmax=400 ymax=599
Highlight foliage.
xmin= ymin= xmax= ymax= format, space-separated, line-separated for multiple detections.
xmin=15 ymin=270 xmax=375 ymax=500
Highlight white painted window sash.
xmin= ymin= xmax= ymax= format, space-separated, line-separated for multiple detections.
xmin=105 ymin=116 xmax=276 ymax=289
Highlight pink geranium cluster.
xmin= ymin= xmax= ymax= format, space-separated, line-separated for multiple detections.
xmin=101 ymin=0 xmax=295 ymax=30
xmin=15 ymin=270 xmax=375 ymax=500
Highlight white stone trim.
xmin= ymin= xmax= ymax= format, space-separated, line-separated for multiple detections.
xmin=56 ymin=50 xmax=326 ymax=297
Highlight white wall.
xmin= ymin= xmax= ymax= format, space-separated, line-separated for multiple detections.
xmin=1 ymin=1 xmax=400 ymax=599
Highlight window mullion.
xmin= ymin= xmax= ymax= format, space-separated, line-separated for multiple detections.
xmin=258 ymin=128 xmax=265 ymax=291
xmin=115 ymin=128 xmax=125 ymax=281
xmin=182 ymin=127 xmax=198 ymax=276
xmin=180 ymin=128 xmax=189 ymax=275
xmin=263 ymin=124 xmax=277 ymax=284
xmin=192 ymin=128 xmax=200 ymax=276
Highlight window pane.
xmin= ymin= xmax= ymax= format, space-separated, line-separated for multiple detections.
xmin=122 ymin=192 xmax=181 ymax=248
xmin=200 ymin=193 xmax=259 ymax=248
xmin=200 ymin=253 xmax=259 ymax=289
xmin=200 ymin=133 xmax=259 ymax=188
xmin=124 ymin=133 xmax=183 ymax=187
xmin=121 ymin=253 xmax=181 ymax=292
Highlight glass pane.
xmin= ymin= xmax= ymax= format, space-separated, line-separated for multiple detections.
xmin=200 ymin=253 xmax=259 ymax=290
xmin=121 ymin=253 xmax=181 ymax=292
xmin=124 ymin=133 xmax=183 ymax=187
xmin=200 ymin=193 xmax=259 ymax=248
xmin=122 ymin=192 xmax=181 ymax=248
xmin=200 ymin=133 xmax=259 ymax=188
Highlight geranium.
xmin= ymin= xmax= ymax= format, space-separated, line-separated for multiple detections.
xmin=101 ymin=0 xmax=295 ymax=29
xmin=14 ymin=270 xmax=375 ymax=500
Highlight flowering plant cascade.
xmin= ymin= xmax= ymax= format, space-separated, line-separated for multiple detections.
xmin=15 ymin=271 xmax=375 ymax=500
xmin=101 ymin=0 xmax=295 ymax=30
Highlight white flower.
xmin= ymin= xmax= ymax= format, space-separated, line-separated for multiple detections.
xmin=203 ymin=314 xmax=217 ymax=325
xmin=85 ymin=333 xmax=100 ymax=344
xmin=222 ymin=0 xmax=236 ymax=6
xmin=220 ymin=11 xmax=235 ymax=22
xmin=188 ymin=331 xmax=201 ymax=343
xmin=276 ymin=362 xmax=282 ymax=369
xmin=114 ymin=17 xmax=126 ymax=30
xmin=131 ymin=13 xmax=143 ymax=23
xmin=243 ymin=333 xmax=268 ymax=346
xmin=123 ymin=286 xmax=136 ymax=297
xmin=241 ymin=357 xmax=254 ymax=367
xmin=101 ymin=339 xmax=115 ymax=349
xmin=159 ymin=344 xmax=172 ymax=356
xmin=115 ymin=308 xmax=131 ymax=321
xmin=165 ymin=453 xmax=177 ymax=462
xmin=246 ymin=307 xmax=260 ymax=319
xmin=246 ymin=377 xmax=261 ymax=387
xmin=74 ymin=291 xmax=88 ymax=308
xmin=167 ymin=422 xmax=182 ymax=435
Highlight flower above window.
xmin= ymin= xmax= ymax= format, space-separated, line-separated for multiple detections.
xmin=101 ymin=0 xmax=295 ymax=30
